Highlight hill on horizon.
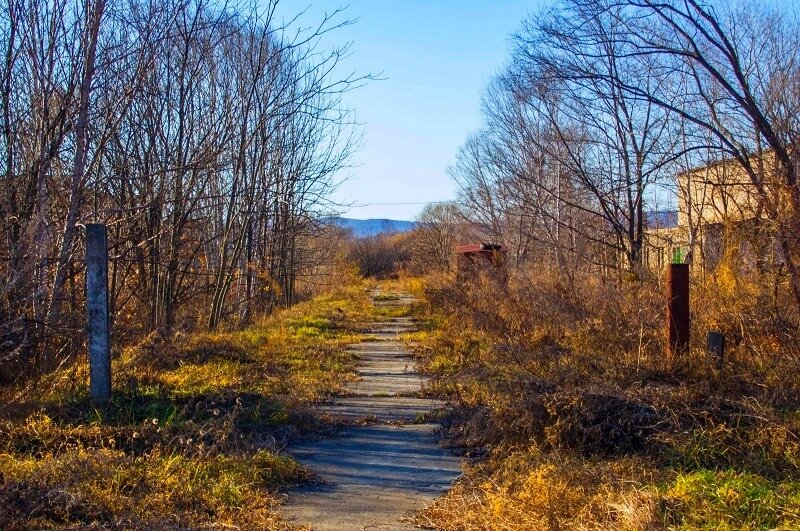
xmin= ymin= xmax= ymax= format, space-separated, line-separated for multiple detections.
xmin=329 ymin=217 xmax=417 ymax=238
xmin=329 ymin=209 xmax=677 ymax=239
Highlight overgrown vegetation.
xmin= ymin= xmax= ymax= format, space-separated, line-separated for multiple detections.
xmin=348 ymin=233 xmax=413 ymax=279
xmin=0 ymin=285 xmax=376 ymax=529
xmin=408 ymin=269 xmax=800 ymax=530
xmin=400 ymin=0 xmax=800 ymax=528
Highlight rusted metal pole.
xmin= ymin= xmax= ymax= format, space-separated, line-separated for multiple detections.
xmin=86 ymin=223 xmax=111 ymax=401
xmin=707 ymin=331 xmax=725 ymax=369
xmin=666 ymin=263 xmax=690 ymax=361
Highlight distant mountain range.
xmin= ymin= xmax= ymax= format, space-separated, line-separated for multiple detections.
xmin=646 ymin=210 xmax=678 ymax=229
xmin=329 ymin=217 xmax=417 ymax=238
xmin=328 ymin=210 xmax=678 ymax=238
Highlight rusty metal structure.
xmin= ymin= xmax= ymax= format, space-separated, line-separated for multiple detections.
xmin=456 ymin=243 xmax=505 ymax=266
xmin=666 ymin=263 xmax=690 ymax=360
xmin=455 ymin=243 xmax=506 ymax=281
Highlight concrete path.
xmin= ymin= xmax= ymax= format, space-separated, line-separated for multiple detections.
xmin=282 ymin=293 xmax=461 ymax=530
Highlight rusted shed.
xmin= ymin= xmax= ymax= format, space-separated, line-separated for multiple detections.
xmin=456 ymin=243 xmax=506 ymax=281
xmin=456 ymin=243 xmax=505 ymax=261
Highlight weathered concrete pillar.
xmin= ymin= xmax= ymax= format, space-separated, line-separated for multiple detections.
xmin=86 ymin=223 xmax=111 ymax=400
xmin=666 ymin=263 xmax=690 ymax=361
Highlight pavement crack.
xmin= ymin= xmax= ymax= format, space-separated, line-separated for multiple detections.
xmin=281 ymin=291 xmax=462 ymax=530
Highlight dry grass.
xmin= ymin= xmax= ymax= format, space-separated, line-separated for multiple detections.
xmin=0 ymin=447 xmax=304 ymax=530
xmin=0 ymin=284 xmax=378 ymax=529
xmin=419 ymin=447 xmax=666 ymax=531
xmin=411 ymin=267 xmax=800 ymax=530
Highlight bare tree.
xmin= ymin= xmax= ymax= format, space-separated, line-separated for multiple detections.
xmin=611 ymin=0 xmax=800 ymax=305
xmin=412 ymin=202 xmax=462 ymax=273
xmin=0 ymin=0 xmax=365 ymax=380
xmin=509 ymin=0 xmax=677 ymax=273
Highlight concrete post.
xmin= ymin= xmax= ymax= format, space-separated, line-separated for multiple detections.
xmin=666 ymin=263 xmax=690 ymax=361
xmin=707 ymin=331 xmax=725 ymax=369
xmin=86 ymin=223 xmax=111 ymax=400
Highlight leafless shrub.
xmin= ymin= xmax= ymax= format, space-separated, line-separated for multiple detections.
xmin=348 ymin=234 xmax=411 ymax=279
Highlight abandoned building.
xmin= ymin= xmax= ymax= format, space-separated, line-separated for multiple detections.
xmin=644 ymin=152 xmax=782 ymax=275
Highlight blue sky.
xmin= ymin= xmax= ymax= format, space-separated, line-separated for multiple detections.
xmin=271 ymin=1 xmax=540 ymax=221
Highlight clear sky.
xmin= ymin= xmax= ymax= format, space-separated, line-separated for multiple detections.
xmin=271 ymin=1 xmax=540 ymax=221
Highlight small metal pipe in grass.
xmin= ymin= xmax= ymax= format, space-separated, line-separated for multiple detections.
xmin=707 ymin=331 xmax=725 ymax=370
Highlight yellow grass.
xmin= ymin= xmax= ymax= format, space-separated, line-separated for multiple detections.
xmin=410 ymin=271 xmax=800 ymax=530
xmin=0 ymin=283 xmax=379 ymax=529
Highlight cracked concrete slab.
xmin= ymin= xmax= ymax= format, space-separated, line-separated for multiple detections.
xmin=321 ymin=396 xmax=447 ymax=423
xmin=282 ymin=294 xmax=461 ymax=530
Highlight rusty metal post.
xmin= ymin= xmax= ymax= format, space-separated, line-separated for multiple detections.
xmin=707 ymin=331 xmax=725 ymax=369
xmin=666 ymin=263 xmax=690 ymax=361
xmin=86 ymin=223 xmax=111 ymax=401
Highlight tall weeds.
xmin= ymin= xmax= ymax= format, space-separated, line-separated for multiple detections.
xmin=415 ymin=266 xmax=800 ymax=529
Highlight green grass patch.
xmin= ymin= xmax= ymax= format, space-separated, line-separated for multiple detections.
xmin=663 ymin=469 xmax=800 ymax=529
xmin=373 ymin=294 xmax=401 ymax=301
